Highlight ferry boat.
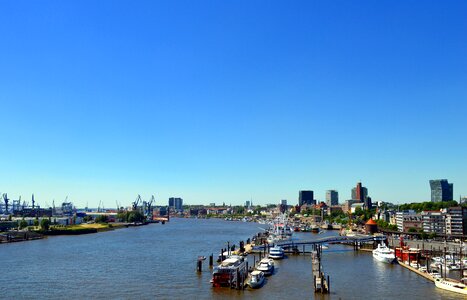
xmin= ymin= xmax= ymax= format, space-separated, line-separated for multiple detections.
xmin=247 ymin=271 xmax=265 ymax=289
xmin=372 ymin=243 xmax=395 ymax=263
xmin=211 ymin=255 xmax=248 ymax=287
xmin=269 ymin=246 xmax=284 ymax=259
xmin=256 ymin=258 xmax=274 ymax=275
xmin=434 ymin=278 xmax=467 ymax=295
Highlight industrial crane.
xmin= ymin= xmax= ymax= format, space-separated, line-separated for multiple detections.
xmin=146 ymin=195 xmax=155 ymax=219
xmin=3 ymin=193 xmax=9 ymax=213
xmin=132 ymin=195 xmax=142 ymax=211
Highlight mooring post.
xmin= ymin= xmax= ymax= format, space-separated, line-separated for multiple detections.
xmin=197 ymin=259 xmax=202 ymax=272
xmin=209 ymin=254 xmax=213 ymax=267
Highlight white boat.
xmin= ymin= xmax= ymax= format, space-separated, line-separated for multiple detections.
xmin=247 ymin=271 xmax=265 ymax=288
xmin=434 ymin=278 xmax=467 ymax=295
xmin=429 ymin=270 xmax=442 ymax=279
xmin=372 ymin=242 xmax=395 ymax=263
xmin=256 ymin=258 xmax=274 ymax=275
xmin=269 ymin=246 xmax=284 ymax=259
xmin=266 ymin=213 xmax=293 ymax=244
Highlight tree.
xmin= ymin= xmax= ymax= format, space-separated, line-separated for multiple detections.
xmin=40 ymin=219 xmax=50 ymax=231
xmin=33 ymin=218 xmax=39 ymax=227
xmin=127 ymin=211 xmax=145 ymax=223
xmin=19 ymin=219 xmax=28 ymax=230
xmin=95 ymin=215 xmax=109 ymax=223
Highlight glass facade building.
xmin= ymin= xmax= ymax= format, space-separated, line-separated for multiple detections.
xmin=299 ymin=190 xmax=314 ymax=206
xmin=326 ymin=190 xmax=339 ymax=206
xmin=429 ymin=179 xmax=453 ymax=203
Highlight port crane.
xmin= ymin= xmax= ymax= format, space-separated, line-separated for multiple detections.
xmin=132 ymin=195 xmax=142 ymax=211
xmin=145 ymin=195 xmax=155 ymax=220
xmin=3 ymin=193 xmax=10 ymax=213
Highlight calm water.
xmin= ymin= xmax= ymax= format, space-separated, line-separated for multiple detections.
xmin=0 ymin=218 xmax=464 ymax=299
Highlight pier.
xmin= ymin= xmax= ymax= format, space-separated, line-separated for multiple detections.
xmin=312 ymin=244 xmax=329 ymax=293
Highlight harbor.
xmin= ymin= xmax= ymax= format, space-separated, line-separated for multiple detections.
xmin=0 ymin=216 xmax=465 ymax=298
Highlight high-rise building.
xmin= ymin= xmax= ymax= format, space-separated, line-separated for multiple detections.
xmin=169 ymin=197 xmax=183 ymax=211
xmin=281 ymin=199 xmax=287 ymax=206
xmin=430 ymin=179 xmax=453 ymax=202
xmin=299 ymin=190 xmax=314 ymax=206
xmin=326 ymin=190 xmax=338 ymax=206
xmin=351 ymin=182 xmax=368 ymax=201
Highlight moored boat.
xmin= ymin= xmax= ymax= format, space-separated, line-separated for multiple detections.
xmin=247 ymin=271 xmax=265 ymax=289
xmin=256 ymin=258 xmax=274 ymax=275
xmin=212 ymin=255 xmax=248 ymax=287
xmin=372 ymin=242 xmax=395 ymax=263
xmin=269 ymin=246 xmax=284 ymax=259
xmin=434 ymin=278 xmax=467 ymax=295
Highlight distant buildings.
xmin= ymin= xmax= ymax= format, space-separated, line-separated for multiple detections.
xmin=299 ymin=190 xmax=315 ymax=206
xmin=281 ymin=199 xmax=287 ymax=206
xmin=325 ymin=190 xmax=338 ymax=206
xmin=396 ymin=207 xmax=466 ymax=235
xmin=430 ymin=179 xmax=453 ymax=202
xmin=169 ymin=197 xmax=183 ymax=211
xmin=351 ymin=182 xmax=367 ymax=202
xmin=350 ymin=182 xmax=372 ymax=209
xmin=395 ymin=210 xmax=422 ymax=232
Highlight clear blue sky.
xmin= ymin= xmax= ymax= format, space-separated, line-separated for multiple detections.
xmin=1 ymin=1 xmax=466 ymax=208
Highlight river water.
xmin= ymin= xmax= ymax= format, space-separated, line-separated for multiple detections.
xmin=0 ymin=218 xmax=464 ymax=299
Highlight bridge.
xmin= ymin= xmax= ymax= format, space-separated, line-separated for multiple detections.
xmin=252 ymin=234 xmax=387 ymax=251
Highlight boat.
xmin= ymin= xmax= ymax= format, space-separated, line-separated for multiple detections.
xmin=372 ymin=242 xmax=395 ymax=263
xmin=256 ymin=258 xmax=274 ymax=275
xmin=247 ymin=271 xmax=265 ymax=289
xmin=211 ymin=255 xmax=248 ymax=287
xmin=429 ymin=270 xmax=442 ymax=279
xmin=266 ymin=213 xmax=293 ymax=244
xmin=434 ymin=278 xmax=467 ymax=295
xmin=311 ymin=224 xmax=319 ymax=233
xmin=269 ymin=246 xmax=284 ymax=259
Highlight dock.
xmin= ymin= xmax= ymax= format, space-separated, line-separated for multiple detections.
xmin=312 ymin=245 xmax=329 ymax=293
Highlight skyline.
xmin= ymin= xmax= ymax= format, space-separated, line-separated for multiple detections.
xmin=1 ymin=1 xmax=466 ymax=207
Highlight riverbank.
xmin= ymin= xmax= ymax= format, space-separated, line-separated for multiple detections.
xmin=0 ymin=221 xmax=156 ymax=243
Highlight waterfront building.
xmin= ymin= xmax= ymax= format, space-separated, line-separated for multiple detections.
xmin=429 ymin=179 xmax=453 ymax=202
xmin=421 ymin=211 xmax=446 ymax=235
xmin=299 ymin=190 xmax=315 ymax=206
xmin=444 ymin=207 xmax=466 ymax=235
xmin=395 ymin=210 xmax=422 ymax=232
xmin=325 ymin=190 xmax=338 ymax=206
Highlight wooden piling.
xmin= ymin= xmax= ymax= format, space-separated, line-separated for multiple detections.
xmin=197 ymin=260 xmax=202 ymax=272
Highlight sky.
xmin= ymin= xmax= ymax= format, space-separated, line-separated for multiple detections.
xmin=0 ymin=1 xmax=466 ymax=208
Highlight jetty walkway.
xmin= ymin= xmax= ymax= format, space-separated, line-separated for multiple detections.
xmin=252 ymin=234 xmax=386 ymax=251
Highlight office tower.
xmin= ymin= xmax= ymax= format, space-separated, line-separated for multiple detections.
xmin=430 ymin=179 xmax=453 ymax=202
xmin=326 ymin=190 xmax=339 ymax=206
xmin=299 ymin=190 xmax=314 ymax=206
